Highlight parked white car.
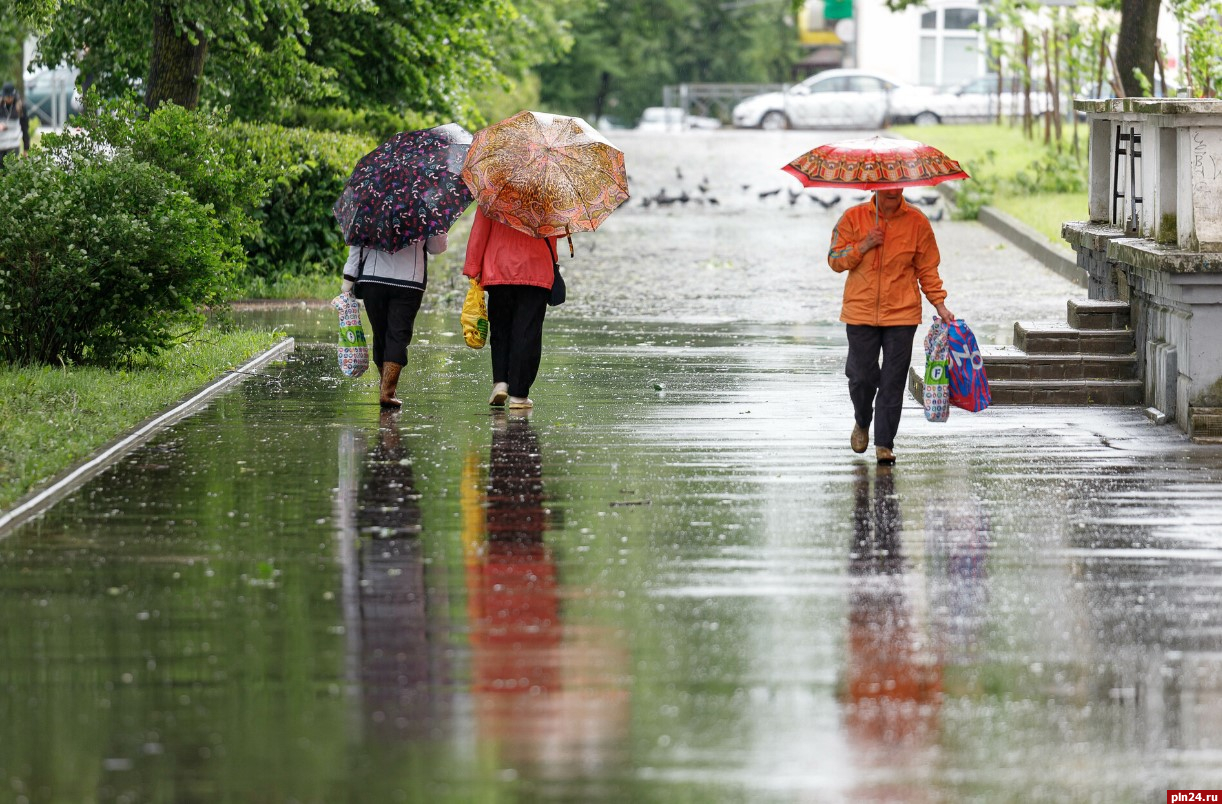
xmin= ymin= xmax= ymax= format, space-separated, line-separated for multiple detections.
xmin=732 ymin=69 xmax=921 ymax=130
xmin=636 ymin=107 xmax=722 ymax=132
xmin=892 ymin=75 xmax=1058 ymax=126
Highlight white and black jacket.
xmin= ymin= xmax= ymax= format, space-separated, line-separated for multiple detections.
xmin=343 ymin=234 xmax=448 ymax=293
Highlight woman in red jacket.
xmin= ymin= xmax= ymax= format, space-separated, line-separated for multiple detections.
xmin=463 ymin=208 xmax=560 ymax=409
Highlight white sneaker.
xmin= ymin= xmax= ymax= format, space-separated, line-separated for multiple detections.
xmin=489 ymin=382 xmax=509 ymax=406
xmin=507 ymin=396 xmax=533 ymax=409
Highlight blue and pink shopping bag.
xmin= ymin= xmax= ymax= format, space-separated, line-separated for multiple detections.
xmin=947 ymin=319 xmax=990 ymax=412
xmin=923 ymin=316 xmax=991 ymax=420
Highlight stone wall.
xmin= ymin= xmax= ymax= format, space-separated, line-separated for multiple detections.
xmin=1065 ymin=221 xmax=1222 ymax=431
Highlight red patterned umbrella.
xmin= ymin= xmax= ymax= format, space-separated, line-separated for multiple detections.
xmin=783 ymin=135 xmax=969 ymax=191
xmin=461 ymin=110 xmax=629 ymax=239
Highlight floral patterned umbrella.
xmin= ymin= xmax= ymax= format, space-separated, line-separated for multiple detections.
xmin=461 ymin=110 xmax=629 ymax=238
xmin=783 ymin=135 xmax=969 ymax=191
xmin=334 ymin=123 xmax=474 ymax=253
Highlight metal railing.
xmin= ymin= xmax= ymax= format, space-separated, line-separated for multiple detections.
xmin=661 ymin=83 xmax=788 ymax=123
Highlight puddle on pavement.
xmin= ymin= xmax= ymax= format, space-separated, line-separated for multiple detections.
xmin=5 ymin=132 xmax=1222 ymax=800
xmin=4 ymin=317 xmax=1222 ymax=801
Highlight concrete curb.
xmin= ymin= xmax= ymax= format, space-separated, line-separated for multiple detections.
xmin=977 ymin=205 xmax=1087 ymax=288
xmin=0 ymin=337 xmax=297 ymax=539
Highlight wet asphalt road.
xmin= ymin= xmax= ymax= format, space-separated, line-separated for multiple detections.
xmin=3 ymin=129 xmax=1222 ymax=802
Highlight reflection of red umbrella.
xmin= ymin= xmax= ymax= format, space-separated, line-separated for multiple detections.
xmin=783 ymin=135 xmax=969 ymax=191
xmin=461 ymin=110 xmax=629 ymax=239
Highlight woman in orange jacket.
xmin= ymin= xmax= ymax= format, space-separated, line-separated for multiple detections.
xmin=828 ymin=189 xmax=954 ymax=465
xmin=463 ymin=208 xmax=560 ymax=409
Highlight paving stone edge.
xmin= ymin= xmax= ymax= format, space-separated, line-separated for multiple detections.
xmin=0 ymin=337 xmax=297 ymax=539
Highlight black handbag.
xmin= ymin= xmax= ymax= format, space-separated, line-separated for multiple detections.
xmin=546 ymin=239 xmax=566 ymax=306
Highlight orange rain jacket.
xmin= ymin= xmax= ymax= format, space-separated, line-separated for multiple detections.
xmin=827 ymin=196 xmax=946 ymax=326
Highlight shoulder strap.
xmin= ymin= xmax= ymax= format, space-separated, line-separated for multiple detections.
xmin=356 ymin=247 xmax=367 ymax=279
xmin=545 ymin=238 xmax=558 ymax=267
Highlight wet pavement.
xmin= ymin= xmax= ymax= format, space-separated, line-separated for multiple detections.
xmin=5 ymin=130 xmax=1222 ymax=802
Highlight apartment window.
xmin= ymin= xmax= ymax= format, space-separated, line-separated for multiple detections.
xmin=918 ymin=6 xmax=985 ymax=86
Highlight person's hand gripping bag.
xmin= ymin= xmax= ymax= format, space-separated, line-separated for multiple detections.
xmin=947 ymin=319 xmax=991 ymax=412
xmin=923 ymin=316 xmax=951 ymax=422
xmin=331 ymin=292 xmax=369 ymax=378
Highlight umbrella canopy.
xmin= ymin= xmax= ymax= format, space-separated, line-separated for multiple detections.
xmin=783 ymin=135 xmax=969 ymax=191
xmin=461 ymin=110 xmax=630 ymax=238
xmin=334 ymin=123 xmax=474 ymax=253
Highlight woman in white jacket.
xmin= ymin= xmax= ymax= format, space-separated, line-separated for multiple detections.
xmin=341 ymin=234 xmax=447 ymax=407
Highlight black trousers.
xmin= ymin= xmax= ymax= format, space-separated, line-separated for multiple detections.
xmin=360 ymin=284 xmax=424 ymax=368
xmin=845 ymin=324 xmax=918 ymax=449
xmin=487 ymin=285 xmax=549 ymax=398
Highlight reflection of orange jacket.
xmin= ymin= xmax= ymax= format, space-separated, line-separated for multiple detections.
xmin=827 ymin=197 xmax=946 ymax=326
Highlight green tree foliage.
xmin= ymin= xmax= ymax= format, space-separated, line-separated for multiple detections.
xmin=1169 ymin=0 xmax=1222 ymax=96
xmin=537 ymin=0 xmax=802 ymax=125
xmin=0 ymin=18 xmax=25 ymax=87
xmin=47 ymin=97 xmax=265 ymax=275
xmin=0 ymin=99 xmax=267 ymax=365
xmin=27 ymin=0 xmax=579 ymax=124
xmin=32 ymin=0 xmax=354 ymax=111
xmin=230 ymin=122 xmax=376 ymax=281
xmin=301 ymin=0 xmax=584 ymax=126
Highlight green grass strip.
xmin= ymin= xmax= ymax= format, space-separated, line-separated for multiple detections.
xmin=891 ymin=123 xmax=1088 ymax=250
xmin=0 ymin=328 xmax=284 ymax=510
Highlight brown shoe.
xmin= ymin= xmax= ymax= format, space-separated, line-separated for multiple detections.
xmin=850 ymin=424 xmax=868 ymax=453
xmin=379 ymin=361 xmax=403 ymax=408
xmin=875 ymin=446 xmax=895 ymax=465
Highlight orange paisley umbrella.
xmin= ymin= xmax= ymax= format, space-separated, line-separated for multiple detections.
xmin=783 ymin=135 xmax=969 ymax=191
xmin=461 ymin=110 xmax=630 ymax=239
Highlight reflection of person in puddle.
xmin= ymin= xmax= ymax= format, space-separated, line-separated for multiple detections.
xmin=843 ymin=465 xmax=941 ymax=791
xmin=925 ymin=485 xmax=991 ymax=660
xmin=463 ymin=414 xmax=630 ymax=774
xmin=351 ymin=410 xmax=432 ymax=738
xmin=468 ymin=414 xmax=560 ymax=709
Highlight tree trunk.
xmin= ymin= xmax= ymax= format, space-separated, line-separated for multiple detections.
xmin=592 ymin=71 xmax=611 ymax=125
xmin=1115 ymin=0 xmax=1159 ymax=98
xmin=147 ymin=4 xmax=208 ymax=110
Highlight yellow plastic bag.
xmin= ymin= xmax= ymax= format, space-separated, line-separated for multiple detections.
xmin=461 ymin=278 xmax=489 ymax=349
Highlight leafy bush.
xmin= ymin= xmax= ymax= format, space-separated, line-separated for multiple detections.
xmin=0 ymin=146 xmax=231 ymax=366
xmin=272 ymin=105 xmax=435 ymax=144
xmin=45 ymin=96 xmax=265 ymax=276
xmin=952 ymin=152 xmax=999 ymax=220
xmin=230 ymin=122 xmax=376 ymax=285
xmin=1013 ymin=149 xmax=1088 ymax=194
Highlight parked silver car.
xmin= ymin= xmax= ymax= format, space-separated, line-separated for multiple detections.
xmin=893 ymin=75 xmax=1057 ymax=126
xmin=732 ymin=69 xmax=919 ymax=130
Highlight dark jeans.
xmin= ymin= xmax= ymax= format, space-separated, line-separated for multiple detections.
xmin=487 ymin=285 xmax=549 ymax=398
xmin=360 ymin=284 xmax=424 ymax=368
xmin=845 ymin=324 xmax=918 ymax=449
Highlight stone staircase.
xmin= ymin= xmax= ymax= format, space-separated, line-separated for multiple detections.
xmin=910 ymin=299 xmax=1142 ymax=405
